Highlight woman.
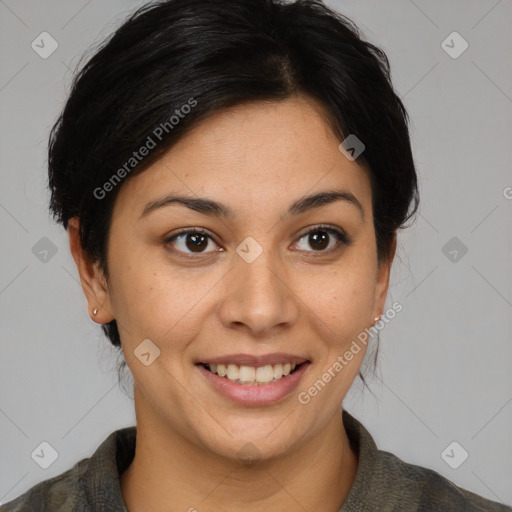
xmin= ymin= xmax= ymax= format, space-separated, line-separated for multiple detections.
xmin=3 ymin=0 xmax=510 ymax=510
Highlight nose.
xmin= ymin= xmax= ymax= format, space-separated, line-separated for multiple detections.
xmin=217 ymin=248 xmax=299 ymax=338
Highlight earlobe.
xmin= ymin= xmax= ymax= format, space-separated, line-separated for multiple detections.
xmin=67 ymin=217 xmax=114 ymax=323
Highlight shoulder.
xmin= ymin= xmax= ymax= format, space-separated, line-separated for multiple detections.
xmin=341 ymin=410 xmax=511 ymax=512
xmin=375 ymin=448 xmax=511 ymax=511
xmin=1 ymin=426 xmax=135 ymax=512
xmin=0 ymin=458 xmax=89 ymax=512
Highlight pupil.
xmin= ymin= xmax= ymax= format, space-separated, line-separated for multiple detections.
xmin=187 ymin=233 xmax=207 ymax=252
xmin=310 ymin=231 xmax=328 ymax=250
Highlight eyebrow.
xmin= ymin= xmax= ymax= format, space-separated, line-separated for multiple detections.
xmin=139 ymin=188 xmax=365 ymax=221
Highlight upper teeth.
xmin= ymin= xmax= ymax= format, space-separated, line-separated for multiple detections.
xmin=208 ymin=363 xmax=297 ymax=385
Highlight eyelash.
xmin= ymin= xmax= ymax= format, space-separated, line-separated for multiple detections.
xmin=164 ymin=224 xmax=351 ymax=259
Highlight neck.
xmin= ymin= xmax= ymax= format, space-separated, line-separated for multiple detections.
xmin=121 ymin=393 xmax=358 ymax=512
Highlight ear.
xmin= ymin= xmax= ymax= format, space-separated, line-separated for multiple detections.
xmin=67 ymin=217 xmax=114 ymax=324
xmin=371 ymin=233 xmax=397 ymax=322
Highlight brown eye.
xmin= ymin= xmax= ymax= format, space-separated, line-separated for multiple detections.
xmin=165 ymin=228 xmax=220 ymax=255
xmin=294 ymin=225 xmax=350 ymax=253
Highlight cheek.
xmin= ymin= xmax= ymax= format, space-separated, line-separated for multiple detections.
xmin=300 ymin=252 xmax=377 ymax=322
xmin=111 ymin=256 xmax=215 ymax=343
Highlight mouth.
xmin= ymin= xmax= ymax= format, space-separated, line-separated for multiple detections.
xmin=196 ymin=358 xmax=311 ymax=406
xmin=199 ymin=361 xmax=307 ymax=386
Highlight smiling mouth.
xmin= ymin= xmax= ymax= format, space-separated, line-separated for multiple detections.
xmin=199 ymin=362 xmax=306 ymax=386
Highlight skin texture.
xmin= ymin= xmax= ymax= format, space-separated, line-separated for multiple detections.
xmin=68 ymin=94 xmax=396 ymax=511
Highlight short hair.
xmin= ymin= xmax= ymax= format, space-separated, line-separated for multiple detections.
xmin=48 ymin=0 xmax=419 ymax=387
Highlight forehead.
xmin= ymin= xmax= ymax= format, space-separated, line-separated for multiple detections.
xmin=112 ymin=95 xmax=372 ymax=223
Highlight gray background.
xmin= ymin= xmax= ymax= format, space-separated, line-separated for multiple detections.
xmin=1 ymin=0 xmax=511 ymax=507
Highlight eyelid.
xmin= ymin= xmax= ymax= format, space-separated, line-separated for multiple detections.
xmin=295 ymin=223 xmax=349 ymax=242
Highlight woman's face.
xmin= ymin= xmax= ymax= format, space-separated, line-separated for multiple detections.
xmin=82 ymin=95 xmax=393 ymax=461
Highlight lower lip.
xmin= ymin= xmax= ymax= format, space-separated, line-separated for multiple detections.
xmin=196 ymin=363 xmax=311 ymax=406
